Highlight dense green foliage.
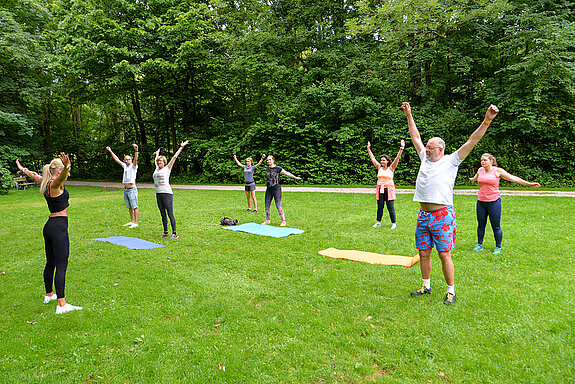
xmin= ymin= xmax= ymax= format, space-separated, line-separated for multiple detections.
xmin=2 ymin=0 xmax=575 ymax=185
xmin=1 ymin=187 xmax=574 ymax=382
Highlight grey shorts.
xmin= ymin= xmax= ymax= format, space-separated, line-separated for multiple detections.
xmin=124 ymin=187 xmax=138 ymax=209
xmin=245 ymin=184 xmax=256 ymax=192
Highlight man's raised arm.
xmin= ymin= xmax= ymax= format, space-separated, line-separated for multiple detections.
xmin=401 ymin=102 xmax=424 ymax=154
xmin=106 ymin=146 xmax=123 ymax=166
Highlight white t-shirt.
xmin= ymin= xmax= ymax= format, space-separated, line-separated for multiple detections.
xmin=153 ymin=167 xmax=173 ymax=194
xmin=122 ymin=163 xmax=138 ymax=184
xmin=413 ymin=148 xmax=462 ymax=206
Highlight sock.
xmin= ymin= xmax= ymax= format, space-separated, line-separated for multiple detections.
xmin=447 ymin=285 xmax=455 ymax=295
xmin=422 ymin=279 xmax=431 ymax=289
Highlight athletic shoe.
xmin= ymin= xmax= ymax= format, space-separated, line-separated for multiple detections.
xmin=444 ymin=292 xmax=456 ymax=305
xmin=55 ymin=303 xmax=82 ymax=314
xmin=44 ymin=294 xmax=57 ymax=304
xmin=262 ymin=220 xmax=270 ymax=225
xmin=372 ymin=222 xmax=381 ymax=228
xmin=129 ymin=223 xmax=139 ymax=228
xmin=170 ymin=233 xmax=179 ymax=240
xmin=492 ymin=247 xmax=502 ymax=255
xmin=247 ymin=209 xmax=251 ymax=211
xmin=160 ymin=233 xmax=169 ymax=238
xmin=410 ymin=286 xmax=431 ymax=297
xmin=253 ymin=209 xmax=258 ymax=213
xmin=390 ymin=223 xmax=397 ymax=230
xmin=280 ymin=221 xmax=287 ymax=227
xmin=473 ymin=244 xmax=483 ymax=251
xmin=123 ymin=222 xmax=133 ymax=226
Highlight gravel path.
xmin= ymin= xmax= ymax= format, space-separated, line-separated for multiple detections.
xmin=67 ymin=181 xmax=575 ymax=197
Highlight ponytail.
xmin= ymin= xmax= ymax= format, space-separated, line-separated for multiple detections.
xmin=40 ymin=158 xmax=64 ymax=195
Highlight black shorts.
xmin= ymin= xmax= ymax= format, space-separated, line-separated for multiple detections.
xmin=245 ymin=185 xmax=256 ymax=192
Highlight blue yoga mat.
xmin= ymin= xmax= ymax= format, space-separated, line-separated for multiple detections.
xmin=91 ymin=236 xmax=165 ymax=250
xmin=222 ymin=222 xmax=304 ymax=238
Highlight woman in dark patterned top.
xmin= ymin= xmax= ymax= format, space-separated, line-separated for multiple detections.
xmin=262 ymin=155 xmax=301 ymax=227
xmin=233 ymin=153 xmax=266 ymax=212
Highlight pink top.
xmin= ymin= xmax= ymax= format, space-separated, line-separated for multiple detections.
xmin=477 ymin=167 xmax=500 ymax=202
xmin=376 ymin=167 xmax=396 ymax=200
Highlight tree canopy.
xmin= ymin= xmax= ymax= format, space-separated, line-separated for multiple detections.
xmin=2 ymin=0 xmax=574 ymax=187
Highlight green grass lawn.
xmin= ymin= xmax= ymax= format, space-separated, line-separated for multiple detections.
xmin=1 ymin=186 xmax=574 ymax=383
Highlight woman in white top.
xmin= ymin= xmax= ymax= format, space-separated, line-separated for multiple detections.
xmin=153 ymin=140 xmax=189 ymax=239
xmin=367 ymin=139 xmax=405 ymax=229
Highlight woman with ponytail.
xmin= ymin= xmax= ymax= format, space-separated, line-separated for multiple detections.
xmin=16 ymin=153 xmax=82 ymax=314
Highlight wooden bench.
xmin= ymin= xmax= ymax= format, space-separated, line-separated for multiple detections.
xmin=13 ymin=176 xmax=37 ymax=190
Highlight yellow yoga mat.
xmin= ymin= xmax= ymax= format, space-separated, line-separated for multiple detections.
xmin=318 ymin=247 xmax=420 ymax=267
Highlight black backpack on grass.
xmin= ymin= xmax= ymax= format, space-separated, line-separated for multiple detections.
xmin=220 ymin=217 xmax=238 ymax=226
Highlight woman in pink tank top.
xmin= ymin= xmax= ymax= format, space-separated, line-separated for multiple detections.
xmin=469 ymin=153 xmax=540 ymax=254
xmin=367 ymin=139 xmax=405 ymax=229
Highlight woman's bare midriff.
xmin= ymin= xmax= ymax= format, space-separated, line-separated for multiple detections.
xmin=124 ymin=183 xmax=135 ymax=189
xmin=50 ymin=208 xmax=68 ymax=218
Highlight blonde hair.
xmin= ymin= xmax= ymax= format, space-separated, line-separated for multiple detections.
xmin=40 ymin=158 xmax=64 ymax=195
xmin=157 ymin=155 xmax=168 ymax=166
xmin=246 ymin=157 xmax=253 ymax=165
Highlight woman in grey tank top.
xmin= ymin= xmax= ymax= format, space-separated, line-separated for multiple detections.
xmin=233 ymin=154 xmax=266 ymax=212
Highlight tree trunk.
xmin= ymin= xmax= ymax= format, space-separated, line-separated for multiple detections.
xmin=69 ymin=97 xmax=82 ymax=174
xmin=182 ymin=70 xmax=191 ymax=132
xmin=42 ymin=101 xmax=51 ymax=156
xmin=170 ymin=105 xmax=176 ymax=152
xmin=130 ymin=89 xmax=148 ymax=146
xmin=169 ymin=105 xmax=178 ymax=173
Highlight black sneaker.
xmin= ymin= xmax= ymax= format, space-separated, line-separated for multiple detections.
xmin=410 ymin=286 xmax=431 ymax=297
xmin=443 ymin=292 xmax=456 ymax=305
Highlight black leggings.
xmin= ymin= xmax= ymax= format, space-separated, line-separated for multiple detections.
xmin=265 ymin=185 xmax=284 ymax=220
xmin=157 ymin=193 xmax=176 ymax=234
xmin=43 ymin=216 xmax=69 ymax=298
xmin=377 ymin=188 xmax=396 ymax=223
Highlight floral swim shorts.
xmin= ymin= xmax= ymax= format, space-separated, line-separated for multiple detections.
xmin=415 ymin=205 xmax=456 ymax=252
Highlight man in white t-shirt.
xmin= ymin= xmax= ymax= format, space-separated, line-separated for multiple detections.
xmin=106 ymin=144 xmax=140 ymax=228
xmin=401 ymin=102 xmax=499 ymax=305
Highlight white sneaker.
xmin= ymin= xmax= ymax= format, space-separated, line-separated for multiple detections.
xmin=123 ymin=222 xmax=133 ymax=226
xmin=390 ymin=223 xmax=397 ymax=230
xmin=372 ymin=222 xmax=381 ymax=228
xmin=129 ymin=223 xmax=139 ymax=228
xmin=44 ymin=294 xmax=57 ymax=304
xmin=280 ymin=221 xmax=287 ymax=227
xmin=55 ymin=303 xmax=83 ymax=314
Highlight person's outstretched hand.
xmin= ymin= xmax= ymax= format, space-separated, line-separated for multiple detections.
xmin=484 ymin=105 xmax=499 ymax=122
xmin=401 ymin=102 xmax=412 ymax=116
xmin=59 ymin=152 xmax=71 ymax=168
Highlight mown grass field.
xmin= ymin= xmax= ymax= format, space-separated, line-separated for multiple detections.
xmin=1 ymin=186 xmax=573 ymax=383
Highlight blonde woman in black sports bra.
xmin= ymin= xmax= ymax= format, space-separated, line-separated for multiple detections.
xmin=16 ymin=153 xmax=82 ymax=314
